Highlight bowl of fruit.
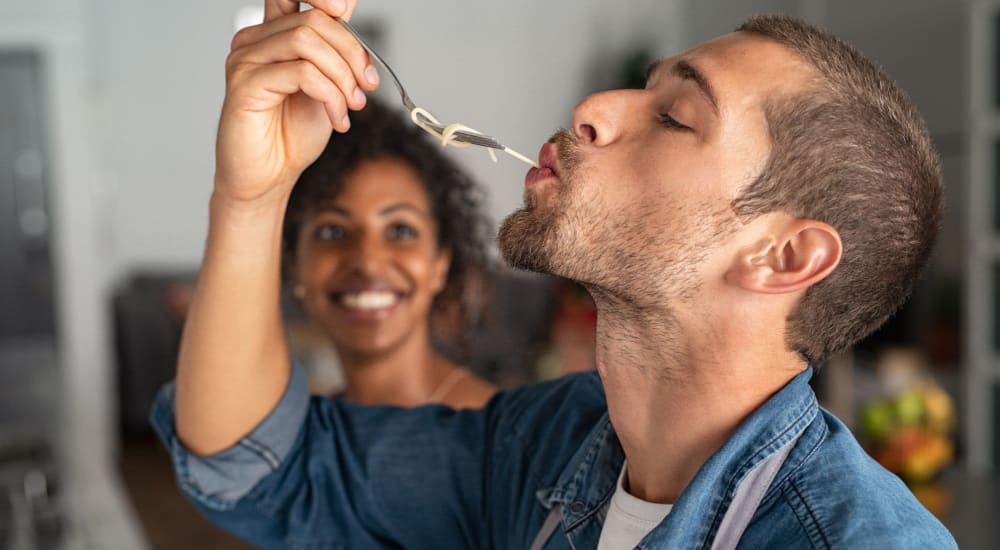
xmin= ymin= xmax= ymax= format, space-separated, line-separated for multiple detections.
xmin=862 ymin=382 xmax=955 ymax=485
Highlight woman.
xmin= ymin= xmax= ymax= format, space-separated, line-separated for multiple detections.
xmin=281 ymin=100 xmax=496 ymax=409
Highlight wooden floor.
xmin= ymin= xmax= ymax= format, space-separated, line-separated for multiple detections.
xmin=118 ymin=435 xmax=255 ymax=550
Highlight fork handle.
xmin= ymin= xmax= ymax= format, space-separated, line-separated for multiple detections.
xmin=336 ymin=18 xmax=417 ymax=111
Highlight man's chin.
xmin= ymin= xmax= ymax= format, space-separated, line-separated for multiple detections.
xmin=498 ymin=208 xmax=554 ymax=273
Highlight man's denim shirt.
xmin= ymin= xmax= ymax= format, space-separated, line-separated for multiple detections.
xmin=151 ymin=364 xmax=956 ymax=549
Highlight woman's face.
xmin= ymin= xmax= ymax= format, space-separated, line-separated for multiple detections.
xmin=294 ymin=158 xmax=451 ymax=357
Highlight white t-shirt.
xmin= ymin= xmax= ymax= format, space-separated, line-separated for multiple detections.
xmin=597 ymin=463 xmax=673 ymax=550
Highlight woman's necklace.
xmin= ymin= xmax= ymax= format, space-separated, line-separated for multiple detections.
xmin=427 ymin=368 xmax=468 ymax=403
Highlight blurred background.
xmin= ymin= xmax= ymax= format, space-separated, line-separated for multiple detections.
xmin=0 ymin=0 xmax=997 ymax=548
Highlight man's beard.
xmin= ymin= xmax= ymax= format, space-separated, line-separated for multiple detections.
xmin=498 ymin=130 xmax=579 ymax=274
xmin=499 ymin=129 xmax=741 ymax=307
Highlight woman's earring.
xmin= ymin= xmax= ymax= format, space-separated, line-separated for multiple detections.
xmin=293 ymin=284 xmax=306 ymax=299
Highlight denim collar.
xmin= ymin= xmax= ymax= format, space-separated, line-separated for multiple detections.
xmin=536 ymin=367 xmax=819 ymax=549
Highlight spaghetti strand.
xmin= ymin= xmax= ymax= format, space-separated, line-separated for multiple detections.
xmin=409 ymin=107 xmax=539 ymax=168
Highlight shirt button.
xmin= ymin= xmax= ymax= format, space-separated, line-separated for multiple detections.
xmin=570 ymin=501 xmax=586 ymax=514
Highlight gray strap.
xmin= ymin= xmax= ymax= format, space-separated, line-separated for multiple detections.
xmin=709 ymin=435 xmax=801 ymax=550
xmin=530 ymin=505 xmax=563 ymax=550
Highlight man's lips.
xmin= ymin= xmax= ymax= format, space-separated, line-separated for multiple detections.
xmin=525 ymin=142 xmax=559 ymax=187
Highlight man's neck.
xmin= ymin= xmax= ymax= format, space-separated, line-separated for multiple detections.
xmin=591 ymin=295 xmax=806 ymax=504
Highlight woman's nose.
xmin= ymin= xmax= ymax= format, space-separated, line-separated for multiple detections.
xmin=348 ymin=234 xmax=387 ymax=275
xmin=571 ymin=89 xmax=640 ymax=147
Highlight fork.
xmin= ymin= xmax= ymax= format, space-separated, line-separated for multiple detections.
xmin=337 ymin=18 xmax=513 ymax=151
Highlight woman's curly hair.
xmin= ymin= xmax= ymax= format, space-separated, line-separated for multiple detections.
xmin=282 ymin=99 xmax=494 ymax=347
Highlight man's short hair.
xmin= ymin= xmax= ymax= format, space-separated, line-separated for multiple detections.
xmin=732 ymin=15 xmax=943 ymax=364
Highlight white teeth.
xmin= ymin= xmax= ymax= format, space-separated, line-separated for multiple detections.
xmin=340 ymin=291 xmax=398 ymax=310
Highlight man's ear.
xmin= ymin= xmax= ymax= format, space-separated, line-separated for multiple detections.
xmin=728 ymin=219 xmax=842 ymax=294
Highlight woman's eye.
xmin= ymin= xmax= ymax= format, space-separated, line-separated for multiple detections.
xmin=387 ymin=223 xmax=418 ymax=241
xmin=314 ymin=224 xmax=347 ymax=241
xmin=658 ymin=113 xmax=691 ymax=131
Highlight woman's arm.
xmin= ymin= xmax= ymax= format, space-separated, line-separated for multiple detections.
xmin=175 ymin=0 xmax=376 ymax=455
xmin=175 ymin=192 xmax=292 ymax=455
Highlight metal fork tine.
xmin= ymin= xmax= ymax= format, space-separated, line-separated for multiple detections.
xmin=454 ymin=133 xmax=504 ymax=149
xmin=411 ymin=110 xmax=504 ymax=148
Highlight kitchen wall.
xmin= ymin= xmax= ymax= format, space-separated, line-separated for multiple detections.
xmin=92 ymin=0 xmax=686 ymax=274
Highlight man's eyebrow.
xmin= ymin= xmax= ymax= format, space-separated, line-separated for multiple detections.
xmin=672 ymin=60 xmax=719 ymax=114
xmin=644 ymin=59 xmax=663 ymax=84
xmin=645 ymin=59 xmax=720 ymax=114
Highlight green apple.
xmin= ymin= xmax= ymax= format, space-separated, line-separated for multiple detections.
xmin=895 ymin=390 xmax=925 ymax=426
xmin=863 ymin=400 xmax=895 ymax=442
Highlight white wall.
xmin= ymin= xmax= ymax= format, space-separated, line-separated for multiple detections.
xmin=821 ymin=0 xmax=967 ymax=280
xmin=680 ymin=0 xmax=805 ymax=47
xmin=91 ymin=0 xmax=684 ymax=276
xmin=91 ymin=0 xmax=254 ymax=272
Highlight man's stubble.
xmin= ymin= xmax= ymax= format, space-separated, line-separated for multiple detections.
xmin=498 ymin=130 xmax=736 ymax=309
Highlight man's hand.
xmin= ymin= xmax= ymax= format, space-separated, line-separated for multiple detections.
xmin=215 ymin=0 xmax=376 ymax=204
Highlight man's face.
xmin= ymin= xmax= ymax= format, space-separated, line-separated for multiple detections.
xmin=498 ymin=33 xmax=815 ymax=306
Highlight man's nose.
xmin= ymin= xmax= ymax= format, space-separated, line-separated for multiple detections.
xmin=571 ymin=89 xmax=640 ymax=147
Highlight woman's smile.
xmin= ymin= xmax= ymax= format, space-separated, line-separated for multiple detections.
xmin=294 ymin=158 xmax=450 ymax=354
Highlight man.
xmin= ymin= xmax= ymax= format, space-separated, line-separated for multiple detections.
xmin=152 ymin=0 xmax=957 ymax=547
